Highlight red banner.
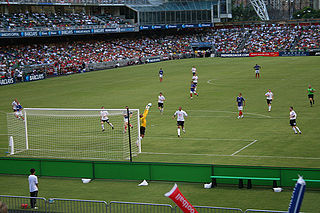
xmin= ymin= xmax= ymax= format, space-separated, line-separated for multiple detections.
xmin=249 ymin=52 xmax=279 ymax=57
xmin=165 ymin=184 xmax=198 ymax=213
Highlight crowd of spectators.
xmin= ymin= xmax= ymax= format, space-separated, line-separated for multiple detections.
xmin=243 ymin=25 xmax=299 ymax=52
xmin=0 ymin=12 xmax=132 ymax=31
xmin=0 ymin=24 xmax=319 ymax=81
xmin=208 ymin=28 xmax=245 ymax=53
xmin=294 ymin=25 xmax=320 ymax=51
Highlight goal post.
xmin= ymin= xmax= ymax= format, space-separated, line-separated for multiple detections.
xmin=7 ymin=108 xmax=141 ymax=161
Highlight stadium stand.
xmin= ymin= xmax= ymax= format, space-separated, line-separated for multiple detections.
xmin=0 ymin=23 xmax=319 ymax=81
xmin=0 ymin=12 xmax=132 ymax=31
xmin=295 ymin=25 xmax=320 ymax=50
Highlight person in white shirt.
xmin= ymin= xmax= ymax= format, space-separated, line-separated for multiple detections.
xmin=17 ymin=70 xmax=23 ymax=82
xmin=157 ymin=92 xmax=166 ymax=114
xmin=191 ymin=66 xmax=197 ymax=74
xmin=265 ymin=89 xmax=273 ymax=112
xmin=289 ymin=107 xmax=301 ymax=134
xmin=100 ymin=106 xmax=114 ymax=131
xmin=11 ymin=98 xmax=18 ymax=112
xmin=28 ymin=168 xmax=38 ymax=209
xmin=192 ymin=73 xmax=198 ymax=93
xmin=173 ymin=107 xmax=188 ymax=137
xmin=123 ymin=106 xmax=133 ymax=133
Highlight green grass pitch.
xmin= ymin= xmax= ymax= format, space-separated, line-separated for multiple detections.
xmin=0 ymin=56 xmax=320 ymax=211
xmin=1 ymin=56 xmax=319 ymax=167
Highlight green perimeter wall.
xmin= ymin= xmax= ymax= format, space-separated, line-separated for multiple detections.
xmin=1 ymin=157 xmax=320 ymax=188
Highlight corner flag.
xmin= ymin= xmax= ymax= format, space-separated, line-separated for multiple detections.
xmin=288 ymin=176 xmax=306 ymax=213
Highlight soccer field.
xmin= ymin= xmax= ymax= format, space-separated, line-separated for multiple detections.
xmin=0 ymin=56 xmax=320 ymax=168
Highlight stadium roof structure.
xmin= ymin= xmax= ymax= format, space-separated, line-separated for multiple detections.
xmin=128 ymin=1 xmax=217 ymax=12
xmin=250 ymin=0 xmax=270 ymax=21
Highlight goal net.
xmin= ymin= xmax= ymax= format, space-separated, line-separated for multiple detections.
xmin=7 ymin=108 xmax=141 ymax=160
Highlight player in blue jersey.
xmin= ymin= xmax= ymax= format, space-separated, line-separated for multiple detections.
xmin=254 ymin=64 xmax=261 ymax=79
xmin=159 ymin=68 xmax=164 ymax=82
xmin=190 ymin=81 xmax=198 ymax=99
xmin=236 ymin=93 xmax=245 ymax=118
xmin=14 ymin=102 xmax=24 ymax=120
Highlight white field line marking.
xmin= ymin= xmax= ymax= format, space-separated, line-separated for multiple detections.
xmin=207 ymin=79 xmax=218 ymax=85
xmin=148 ymin=136 xmax=253 ymax=142
xmin=24 ymin=148 xmax=124 ymax=153
xmin=150 ymin=109 xmax=271 ymax=118
xmin=188 ymin=110 xmax=272 ymax=118
xmin=141 ymin=152 xmax=320 ymax=160
xmin=0 ymin=134 xmax=124 ymax=139
xmin=231 ymin=140 xmax=258 ymax=156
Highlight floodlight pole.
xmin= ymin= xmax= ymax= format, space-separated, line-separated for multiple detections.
xmin=127 ymin=107 xmax=133 ymax=162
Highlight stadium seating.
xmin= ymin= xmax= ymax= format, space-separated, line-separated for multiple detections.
xmin=0 ymin=12 xmax=131 ymax=30
xmin=0 ymin=23 xmax=319 ymax=80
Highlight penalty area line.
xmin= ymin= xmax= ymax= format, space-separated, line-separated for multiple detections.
xmin=231 ymin=140 xmax=258 ymax=156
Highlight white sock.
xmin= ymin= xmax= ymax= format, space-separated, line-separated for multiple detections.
xmin=182 ymin=128 xmax=185 ymax=133
xmin=101 ymin=124 xmax=104 ymax=129
xmin=295 ymin=126 xmax=301 ymax=133
xmin=177 ymin=128 xmax=180 ymax=136
xmin=110 ymin=123 xmax=114 ymax=128
xmin=268 ymin=105 xmax=271 ymax=111
xmin=292 ymin=127 xmax=297 ymax=133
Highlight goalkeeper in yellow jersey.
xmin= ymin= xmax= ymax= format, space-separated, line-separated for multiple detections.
xmin=140 ymin=103 xmax=152 ymax=139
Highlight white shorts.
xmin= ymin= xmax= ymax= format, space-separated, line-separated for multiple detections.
xmin=255 ymin=70 xmax=260 ymax=74
xmin=15 ymin=111 xmax=23 ymax=117
xmin=159 ymin=74 xmax=163 ymax=78
xmin=124 ymin=118 xmax=129 ymax=123
xmin=238 ymin=106 xmax=243 ymax=111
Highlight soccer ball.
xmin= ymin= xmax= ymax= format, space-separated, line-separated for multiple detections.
xmin=147 ymin=103 xmax=152 ymax=107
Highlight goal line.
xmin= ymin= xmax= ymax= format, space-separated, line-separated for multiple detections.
xmin=7 ymin=108 xmax=141 ymax=161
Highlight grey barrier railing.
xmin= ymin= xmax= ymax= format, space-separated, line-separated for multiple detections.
xmin=0 ymin=195 xmax=288 ymax=213
xmin=0 ymin=195 xmax=47 ymax=212
xmin=244 ymin=210 xmax=287 ymax=213
xmin=109 ymin=201 xmax=173 ymax=213
xmin=176 ymin=205 xmax=244 ymax=213
xmin=47 ymin=198 xmax=108 ymax=213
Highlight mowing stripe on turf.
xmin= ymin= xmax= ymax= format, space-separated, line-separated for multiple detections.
xmin=150 ymin=109 xmax=271 ymax=118
xmin=141 ymin=152 xmax=320 ymax=160
xmin=231 ymin=140 xmax=258 ymax=156
xmin=148 ymin=136 xmax=253 ymax=141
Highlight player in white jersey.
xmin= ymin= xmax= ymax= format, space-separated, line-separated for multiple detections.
xmin=158 ymin=92 xmax=166 ymax=114
xmin=192 ymin=73 xmax=198 ymax=85
xmin=123 ymin=106 xmax=133 ymax=133
xmin=100 ymin=106 xmax=114 ymax=131
xmin=265 ymin=89 xmax=273 ymax=112
xmin=192 ymin=73 xmax=198 ymax=93
xmin=289 ymin=107 xmax=301 ymax=134
xmin=12 ymin=98 xmax=18 ymax=112
xmin=191 ymin=66 xmax=197 ymax=74
xmin=173 ymin=106 xmax=188 ymax=137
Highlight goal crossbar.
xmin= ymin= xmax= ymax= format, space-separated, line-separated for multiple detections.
xmin=7 ymin=108 xmax=141 ymax=161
